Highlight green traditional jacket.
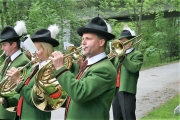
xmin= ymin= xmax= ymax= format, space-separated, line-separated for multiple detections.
xmin=111 ymin=49 xmax=143 ymax=94
xmin=12 ymin=64 xmax=51 ymax=120
xmin=54 ymin=58 xmax=117 ymax=120
xmin=0 ymin=53 xmax=30 ymax=120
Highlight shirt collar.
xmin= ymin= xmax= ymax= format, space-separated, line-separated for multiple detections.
xmin=10 ymin=50 xmax=22 ymax=61
xmin=39 ymin=60 xmax=48 ymax=68
xmin=126 ymin=47 xmax=134 ymax=54
xmin=87 ymin=52 xmax=106 ymax=65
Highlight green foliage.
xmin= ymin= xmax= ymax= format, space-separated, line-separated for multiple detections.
xmin=141 ymin=94 xmax=180 ymax=120
xmin=142 ymin=47 xmax=161 ymax=68
xmin=0 ymin=0 xmax=179 ymax=69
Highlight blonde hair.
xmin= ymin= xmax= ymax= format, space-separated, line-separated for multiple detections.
xmin=39 ymin=42 xmax=54 ymax=59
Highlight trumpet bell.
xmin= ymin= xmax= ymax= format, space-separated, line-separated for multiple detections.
xmin=112 ymin=40 xmax=125 ymax=57
xmin=108 ymin=33 xmax=143 ymax=59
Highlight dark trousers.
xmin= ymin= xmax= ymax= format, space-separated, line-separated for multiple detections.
xmin=112 ymin=88 xmax=136 ymax=120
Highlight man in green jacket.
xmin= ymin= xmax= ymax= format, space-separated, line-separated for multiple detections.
xmin=111 ymin=24 xmax=143 ymax=120
xmin=0 ymin=21 xmax=30 ymax=120
xmin=50 ymin=17 xmax=117 ymax=120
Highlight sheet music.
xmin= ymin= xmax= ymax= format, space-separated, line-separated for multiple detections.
xmin=23 ymin=35 xmax=38 ymax=56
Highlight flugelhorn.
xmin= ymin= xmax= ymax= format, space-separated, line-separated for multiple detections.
xmin=108 ymin=34 xmax=143 ymax=60
xmin=64 ymin=46 xmax=82 ymax=69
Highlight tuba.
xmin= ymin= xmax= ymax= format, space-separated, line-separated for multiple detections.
xmin=0 ymin=60 xmax=32 ymax=112
xmin=107 ymin=34 xmax=143 ymax=60
xmin=32 ymin=46 xmax=82 ymax=111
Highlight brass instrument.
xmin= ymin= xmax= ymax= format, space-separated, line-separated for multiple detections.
xmin=0 ymin=60 xmax=33 ymax=112
xmin=0 ymin=52 xmax=5 ymax=68
xmin=108 ymin=34 xmax=143 ymax=60
xmin=32 ymin=46 xmax=82 ymax=111
xmin=64 ymin=46 xmax=82 ymax=69
xmin=0 ymin=51 xmax=5 ymax=58
xmin=32 ymin=60 xmax=67 ymax=111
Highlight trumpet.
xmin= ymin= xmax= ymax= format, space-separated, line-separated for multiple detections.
xmin=107 ymin=34 xmax=143 ymax=60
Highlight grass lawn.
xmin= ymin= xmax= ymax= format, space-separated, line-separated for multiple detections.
xmin=141 ymin=94 xmax=180 ymax=120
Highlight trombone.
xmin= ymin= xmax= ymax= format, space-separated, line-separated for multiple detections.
xmin=108 ymin=34 xmax=143 ymax=60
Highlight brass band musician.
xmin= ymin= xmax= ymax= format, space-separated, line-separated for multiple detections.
xmin=0 ymin=21 xmax=30 ymax=120
xmin=5 ymin=24 xmax=60 ymax=120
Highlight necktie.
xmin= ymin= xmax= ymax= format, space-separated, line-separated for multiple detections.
xmin=116 ymin=67 xmax=120 ymax=87
xmin=1 ymin=57 xmax=11 ymax=76
xmin=78 ymin=60 xmax=88 ymax=78
xmin=64 ymin=60 xmax=88 ymax=120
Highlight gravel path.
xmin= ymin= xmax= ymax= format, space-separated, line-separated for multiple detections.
xmin=136 ymin=61 xmax=180 ymax=119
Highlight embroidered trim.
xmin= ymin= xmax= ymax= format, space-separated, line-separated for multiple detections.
xmin=56 ymin=69 xmax=69 ymax=78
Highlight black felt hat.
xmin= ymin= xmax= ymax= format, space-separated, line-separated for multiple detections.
xmin=119 ymin=24 xmax=136 ymax=40
xmin=0 ymin=21 xmax=27 ymax=43
xmin=77 ymin=17 xmax=115 ymax=41
xmin=31 ymin=24 xmax=60 ymax=47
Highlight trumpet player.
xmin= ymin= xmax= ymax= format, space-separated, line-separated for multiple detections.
xmin=6 ymin=24 xmax=60 ymax=120
xmin=49 ymin=17 xmax=117 ymax=120
xmin=0 ymin=21 xmax=30 ymax=120
xmin=111 ymin=24 xmax=143 ymax=120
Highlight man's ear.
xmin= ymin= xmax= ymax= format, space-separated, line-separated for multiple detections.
xmin=99 ymin=39 xmax=105 ymax=47
xmin=12 ymin=42 xmax=17 ymax=48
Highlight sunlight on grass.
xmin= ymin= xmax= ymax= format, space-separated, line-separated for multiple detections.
xmin=141 ymin=94 xmax=180 ymax=120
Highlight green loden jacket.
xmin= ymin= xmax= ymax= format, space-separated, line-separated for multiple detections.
xmin=0 ymin=53 xmax=30 ymax=120
xmin=111 ymin=49 xmax=143 ymax=94
xmin=54 ymin=58 xmax=117 ymax=120
xmin=12 ymin=64 xmax=51 ymax=120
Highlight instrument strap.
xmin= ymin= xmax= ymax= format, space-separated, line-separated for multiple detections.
xmin=17 ymin=65 xmax=39 ymax=117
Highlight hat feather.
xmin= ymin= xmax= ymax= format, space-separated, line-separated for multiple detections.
xmin=103 ymin=19 xmax=112 ymax=33
xmin=48 ymin=24 xmax=60 ymax=39
xmin=123 ymin=24 xmax=136 ymax=36
xmin=14 ymin=20 xmax=27 ymax=36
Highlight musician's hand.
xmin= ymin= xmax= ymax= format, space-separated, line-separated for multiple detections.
xmin=0 ymin=97 xmax=3 ymax=104
xmin=49 ymin=51 xmax=64 ymax=70
xmin=76 ymin=56 xmax=84 ymax=67
xmin=6 ymin=67 xmax=21 ymax=85
xmin=110 ymin=50 xmax=113 ymax=54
